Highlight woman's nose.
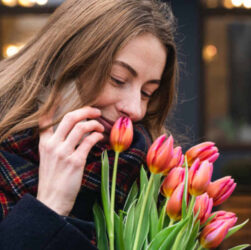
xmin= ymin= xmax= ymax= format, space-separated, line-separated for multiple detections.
xmin=118 ymin=92 xmax=144 ymax=121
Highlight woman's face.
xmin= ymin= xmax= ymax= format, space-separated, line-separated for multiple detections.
xmin=89 ymin=33 xmax=166 ymax=138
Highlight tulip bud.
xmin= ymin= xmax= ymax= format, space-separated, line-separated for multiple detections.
xmin=193 ymin=193 xmax=213 ymax=225
xmin=110 ymin=117 xmax=133 ymax=153
xmin=199 ymin=217 xmax=237 ymax=249
xmin=210 ymin=210 xmax=237 ymax=225
xmin=207 ymin=176 xmax=236 ymax=206
xmin=185 ymin=142 xmax=219 ymax=167
xmin=188 ymin=159 xmax=213 ymax=196
xmin=161 ymin=167 xmax=185 ymax=198
xmin=166 ymin=183 xmax=184 ymax=221
xmin=146 ymin=134 xmax=174 ymax=174
xmin=162 ymin=146 xmax=184 ymax=175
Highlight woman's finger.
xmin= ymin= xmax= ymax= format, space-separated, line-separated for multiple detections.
xmin=54 ymin=107 xmax=101 ymax=142
xmin=64 ymin=120 xmax=104 ymax=151
xmin=72 ymin=131 xmax=104 ymax=163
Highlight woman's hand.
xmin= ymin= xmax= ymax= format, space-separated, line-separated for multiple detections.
xmin=37 ymin=107 xmax=104 ymax=216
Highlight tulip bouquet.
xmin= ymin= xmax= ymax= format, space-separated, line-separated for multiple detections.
xmin=93 ymin=117 xmax=249 ymax=250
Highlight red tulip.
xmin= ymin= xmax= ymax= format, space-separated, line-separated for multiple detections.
xmin=185 ymin=142 xmax=219 ymax=167
xmin=162 ymin=146 xmax=184 ymax=175
xmin=199 ymin=217 xmax=237 ymax=248
xmin=188 ymin=159 xmax=213 ymax=196
xmin=110 ymin=117 xmax=133 ymax=153
xmin=207 ymin=176 xmax=236 ymax=206
xmin=193 ymin=193 xmax=213 ymax=225
xmin=166 ymin=183 xmax=184 ymax=221
xmin=146 ymin=134 xmax=174 ymax=174
xmin=161 ymin=167 xmax=185 ymax=198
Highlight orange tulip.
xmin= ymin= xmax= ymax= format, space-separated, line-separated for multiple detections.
xmin=193 ymin=193 xmax=213 ymax=225
xmin=207 ymin=176 xmax=236 ymax=206
xmin=110 ymin=117 xmax=133 ymax=153
xmin=161 ymin=167 xmax=185 ymax=198
xmin=188 ymin=159 xmax=213 ymax=196
xmin=146 ymin=134 xmax=174 ymax=174
xmin=199 ymin=217 xmax=237 ymax=249
xmin=162 ymin=146 xmax=184 ymax=175
xmin=185 ymin=141 xmax=219 ymax=167
xmin=166 ymin=183 xmax=184 ymax=221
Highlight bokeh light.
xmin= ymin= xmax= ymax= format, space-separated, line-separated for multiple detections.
xmin=3 ymin=44 xmax=24 ymax=58
xmin=36 ymin=0 xmax=47 ymax=5
xmin=243 ymin=0 xmax=251 ymax=8
xmin=18 ymin=0 xmax=35 ymax=7
xmin=223 ymin=0 xmax=234 ymax=8
xmin=231 ymin=0 xmax=243 ymax=7
xmin=203 ymin=45 xmax=218 ymax=63
xmin=1 ymin=0 xmax=17 ymax=7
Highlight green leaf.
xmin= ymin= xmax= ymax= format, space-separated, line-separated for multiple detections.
xmin=123 ymin=181 xmax=138 ymax=212
xmin=93 ymin=202 xmax=109 ymax=250
xmin=124 ymin=200 xmax=137 ymax=250
xmin=225 ymin=219 xmax=249 ymax=239
xmin=149 ymin=196 xmax=159 ymax=242
xmin=114 ymin=211 xmax=125 ymax=250
xmin=159 ymin=217 xmax=189 ymax=250
xmin=101 ymin=151 xmax=111 ymax=228
xmin=185 ymin=220 xmax=200 ymax=250
xmin=147 ymin=224 xmax=177 ymax=250
xmin=182 ymin=160 xmax=189 ymax=219
xmin=157 ymin=198 xmax=168 ymax=233
xmin=228 ymin=244 xmax=250 ymax=250
xmin=142 ymin=238 xmax=148 ymax=250
xmin=134 ymin=190 xmax=152 ymax=249
xmin=179 ymin=211 xmax=198 ymax=250
xmin=133 ymin=175 xmax=155 ymax=250
xmin=191 ymin=240 xmax=199 ymax=250
xmin=148 ymin=217 xmax=189 ymax=250
xmin=140 ymin=166 xmax=148 ymax=194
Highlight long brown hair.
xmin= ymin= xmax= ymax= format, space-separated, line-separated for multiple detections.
xmin=0 ymin=0 xmax=178 ymax=142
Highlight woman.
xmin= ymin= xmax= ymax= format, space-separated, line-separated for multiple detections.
xmin=0 ymin=0 xmax=177 ymax=249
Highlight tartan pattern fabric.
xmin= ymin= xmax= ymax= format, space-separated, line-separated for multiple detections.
xmin=0 ymin=125 xmax=152 ymax=221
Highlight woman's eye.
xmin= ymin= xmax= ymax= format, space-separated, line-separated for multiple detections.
xmin=141 ymin=91 xmax=151 ymax=98
xmin=110 ymin=76 xmax=125 ymax=85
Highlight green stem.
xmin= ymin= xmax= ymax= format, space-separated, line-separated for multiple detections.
xmin=132 ymin=174 xmax=154 ymax=250
xmin=187 ymin=195 xmax=196 ymax=218
xmin=158 ymin=197 xmax=169 ymax=231
xmin=109 ymin=151 xmax=120 ymax=250
xmin=197 ymin=245 xmax=204 ymax=250
xmin=168 ymin=218 xmax=174 ymax=227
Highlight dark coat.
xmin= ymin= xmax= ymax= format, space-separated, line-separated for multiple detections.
xmin=0 ymin=193 xmax=97 ymax=250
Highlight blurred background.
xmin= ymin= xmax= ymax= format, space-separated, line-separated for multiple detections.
xmin=0 ymin=0 xmax=250 ymax=249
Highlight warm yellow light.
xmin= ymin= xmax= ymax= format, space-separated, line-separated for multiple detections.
xmin=223 ymin=0 xmax=234 ymax=8
xmin=231 ymin=0 xmax=243 ymax=7
xmin=36 ymin=0 xmax=47 ymax=5
xmin=3 ymin=44 xmax=24 ymax=58
xmin=243 ymin=0 xmax=251 ymax=8
xmin=203 ymin=45 xmax=218 ymax=63
xmin=1 ymin=0 xmax=17 ymax=7
xmin=18 ymin=0 xmax=35 ymax=7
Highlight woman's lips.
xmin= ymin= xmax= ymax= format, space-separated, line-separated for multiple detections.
xmin=96 ymin=116 xmax=114 ymax=135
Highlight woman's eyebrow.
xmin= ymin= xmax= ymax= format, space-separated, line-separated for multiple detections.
xmin=113 ymin=60 xmax=161 ymax=84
